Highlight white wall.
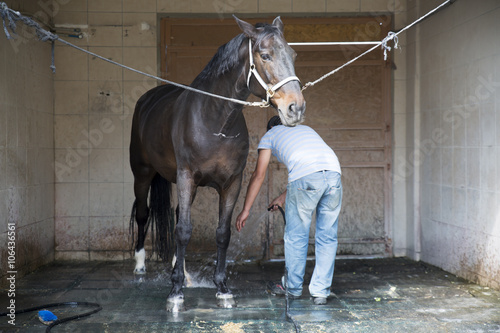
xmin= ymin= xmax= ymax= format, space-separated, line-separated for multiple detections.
xmin=393 ymin=0 xmax=500 ymax=289
xmin=0 ymin=0 xmax=55 ymax=283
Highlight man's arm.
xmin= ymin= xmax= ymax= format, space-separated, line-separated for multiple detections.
xmin=235 ymin=149 xmax=272 ymax=232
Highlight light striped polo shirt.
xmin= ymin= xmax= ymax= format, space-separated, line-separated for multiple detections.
xmin=258 ymin=124 xmax=341 ymax=183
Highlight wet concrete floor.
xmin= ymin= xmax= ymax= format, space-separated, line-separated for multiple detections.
xmin=1 ymin=257 xmax=499 ymax=332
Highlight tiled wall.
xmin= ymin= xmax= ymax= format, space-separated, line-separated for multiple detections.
xmin=394 ymin=0 xmax=500 ymax=289
xmin=0 ymin=0 xmax=55 ymax=282
xmin=156 ymin=0 xmax=395 ymax=14
xmin=53 ymin=0 xmax=158 ymax=260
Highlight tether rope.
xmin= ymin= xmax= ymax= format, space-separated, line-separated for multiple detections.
xmin=1 ymin=0 xmax=454 ymax=102
xmin=301 ymin=0 xmax=454 ymax=91
xmin=54 ymin=38 xmax=268 ymax=107
xmin=0 ymin=2 xmax=267 ymax=107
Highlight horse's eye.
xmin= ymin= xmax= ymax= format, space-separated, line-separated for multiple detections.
xmin=261 ymin=54 xmax=271 ymax=61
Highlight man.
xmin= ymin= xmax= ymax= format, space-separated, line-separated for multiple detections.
xmin=236 ymin=116 xmax=342 ymax=305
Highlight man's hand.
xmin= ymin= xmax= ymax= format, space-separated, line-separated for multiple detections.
xmin=235 ymin=149 xmax=271 ymax=232
xmin=268 ymin=190 xmax=287 ymax=212
xmin=236 ymin=210 xmax=249 ymax=232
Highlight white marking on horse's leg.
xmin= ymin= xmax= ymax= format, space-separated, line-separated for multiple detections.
xmin=134 ymin=249 xmax=146 ymax=274
xmin=172 ymin=254 xmax=193 ymax=287
xmin=184 ymin=268 xmax=193 ymax=288
xmin=166 ymin=295 xmax=185 ymax=312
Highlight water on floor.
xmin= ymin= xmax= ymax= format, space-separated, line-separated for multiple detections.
xmin=1 ymin=257 xmax=499 ymax=332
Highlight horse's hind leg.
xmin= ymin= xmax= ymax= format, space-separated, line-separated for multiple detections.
xmin=214 ymin=176 xmax=242 ymax=308
xmin=132 ymin=170 xmax=155 ymax=274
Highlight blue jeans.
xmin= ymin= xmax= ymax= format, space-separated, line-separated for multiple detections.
xmin=283 ymin=170 xmax=342 ymax=298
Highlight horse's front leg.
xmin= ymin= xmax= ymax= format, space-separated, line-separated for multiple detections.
xmin=214 ymin=176 xmax=242 ymax=308
xmin=167 ymin=172 xmax=195 ymax=312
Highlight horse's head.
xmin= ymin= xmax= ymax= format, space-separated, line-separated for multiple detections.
xmin=235 ymin=16 xmax=306 ymax=127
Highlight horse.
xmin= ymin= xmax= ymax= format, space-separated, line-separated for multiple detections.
xmin=129 ymin=16 xmax=305 ymax=311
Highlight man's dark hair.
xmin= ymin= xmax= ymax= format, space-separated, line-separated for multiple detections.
xmin=267 ymin=116 xmax=282 ymax=131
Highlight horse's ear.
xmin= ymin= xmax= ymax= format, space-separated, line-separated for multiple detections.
xmin=272 ymin=16 xmax=284 ymax=32
xmin=234 ymin=15 xmax=257 ymax=39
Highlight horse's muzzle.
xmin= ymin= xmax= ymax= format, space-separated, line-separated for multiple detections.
xmin=289 ymin=101 xmax=305 ymax=118
xmin=282 ymin=100 xmax=306 ymax=126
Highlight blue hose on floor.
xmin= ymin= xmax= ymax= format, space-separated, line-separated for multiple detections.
xmin=0 ymin=301 xmax=102 ymax=332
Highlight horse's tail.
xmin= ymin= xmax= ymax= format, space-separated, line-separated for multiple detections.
xmin=149 ymin=173 xmax=175 ymax=261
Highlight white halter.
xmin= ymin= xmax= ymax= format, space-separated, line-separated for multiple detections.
xmin=246 ymin=39 xmax=301 ymax=107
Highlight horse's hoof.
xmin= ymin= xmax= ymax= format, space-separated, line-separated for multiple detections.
xmin=134 ymin=274 xmax=146 ymax=283
xmin=133 ymin=267 xmax=146 ymax=275
xmin=166 ymin=296 xmax=185 ymax=313
xmin=134 ymin=249 xmax=146 ymax=274
xmin=216 ymin=292 xmax=236 ymax=308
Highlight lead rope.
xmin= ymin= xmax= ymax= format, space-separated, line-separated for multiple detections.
xmin=0 ymin=2 xmax=267 ymax=108
xmin=1 ymin=1 xmax=454 ymax=101
xmin=301 ymin=0 xmax=454 ymax=91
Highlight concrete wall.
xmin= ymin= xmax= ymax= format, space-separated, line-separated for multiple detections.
xmin=0 ymin=0 xmax=55 ymax=282
xmin=393 ymin=0 xmax=500 ymax=289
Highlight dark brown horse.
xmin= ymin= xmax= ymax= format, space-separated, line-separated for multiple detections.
xmin=129 ymin=16 xmax=305 ymax=311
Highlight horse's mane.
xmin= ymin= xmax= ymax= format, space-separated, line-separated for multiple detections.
xmin=191 ymin=22 xmax=282 ymax=85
